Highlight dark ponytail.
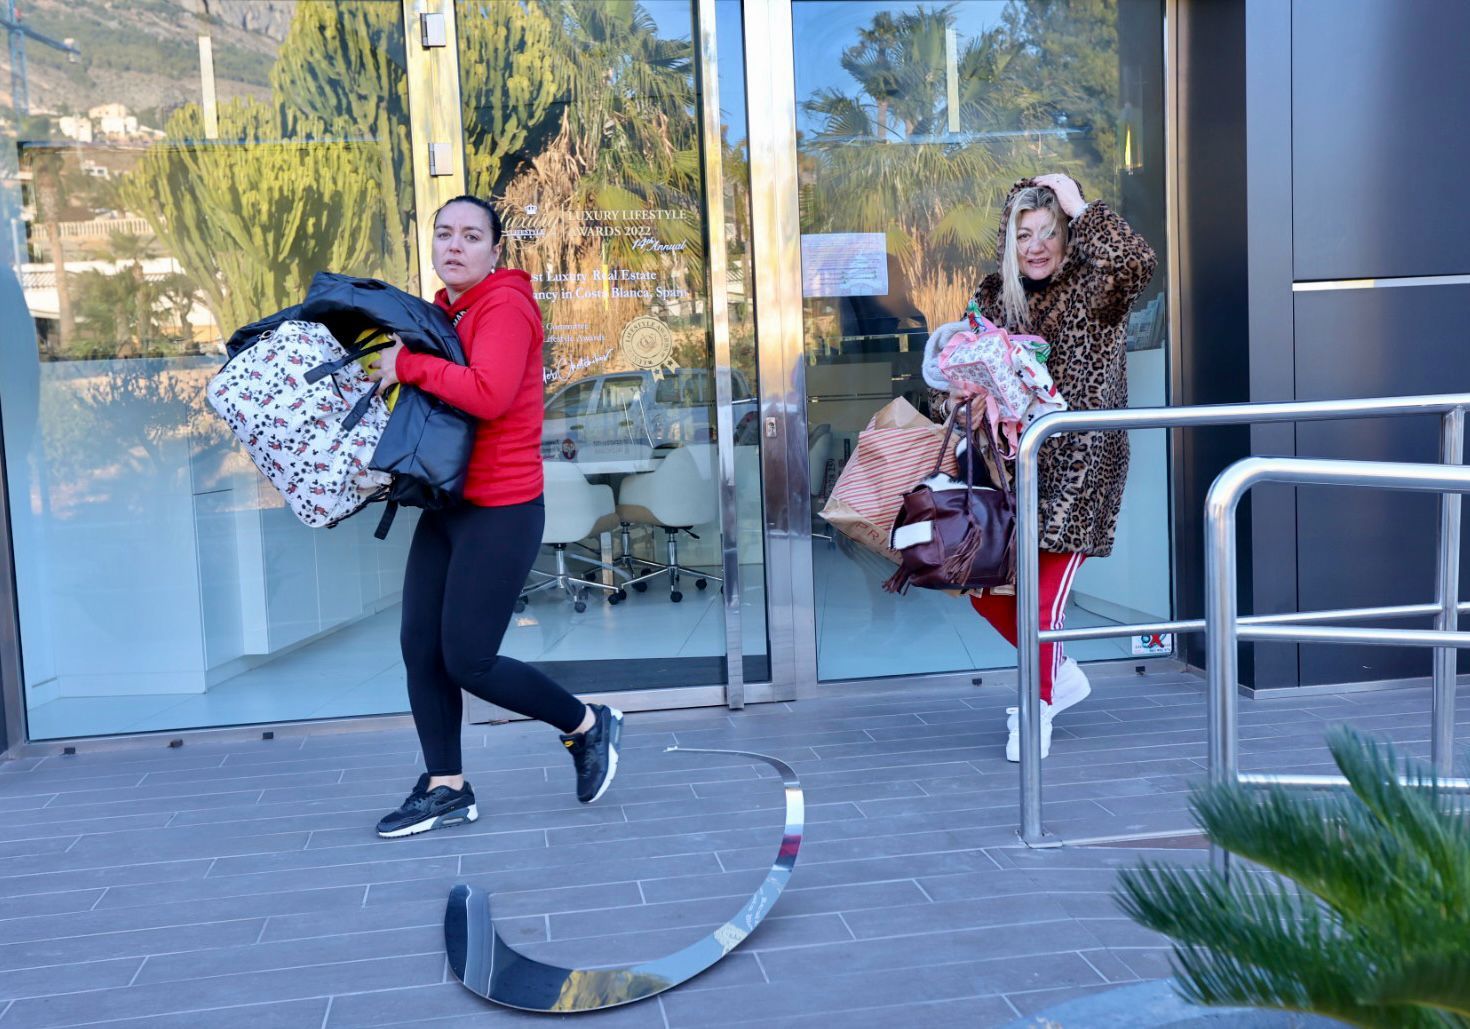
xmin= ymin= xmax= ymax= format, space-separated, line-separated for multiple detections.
xmin=433 ymin=194 xmax=503 ymax=245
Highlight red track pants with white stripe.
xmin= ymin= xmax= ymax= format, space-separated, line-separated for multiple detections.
xmin=969 ymin=551 xmax=1086 ymax=705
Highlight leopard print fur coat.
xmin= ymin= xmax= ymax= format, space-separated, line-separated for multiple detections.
xmin=934 ymin=178 xmax=1156 ymax=557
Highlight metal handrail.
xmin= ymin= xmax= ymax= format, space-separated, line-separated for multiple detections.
xmin=1014 ymin=394 xmax=1470 ymax=846
xmin=1205 ymin=457 xmax=1470 ymax=871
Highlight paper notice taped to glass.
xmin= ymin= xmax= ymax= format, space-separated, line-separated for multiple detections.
xmin=800 ymin=232 xmax=888 ymax=298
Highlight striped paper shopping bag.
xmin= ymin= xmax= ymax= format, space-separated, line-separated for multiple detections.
xmin=820 ymin=397 xmax=959 ymax=563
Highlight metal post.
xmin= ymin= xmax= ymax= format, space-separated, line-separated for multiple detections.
xmin=1016 ymin=427 xmax=1053 ymax=845
xmin=743 ymin=0 xmax=811 ymax=700
xmin=1433 ymin=408 xmax=1464 ymax=775
xmin=1203 ymin=462 xmax=1246 ymax=876
xmin=693 ymin=0 xmax=744 ymax=709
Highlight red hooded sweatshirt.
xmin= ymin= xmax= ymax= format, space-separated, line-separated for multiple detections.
xmin=395 ymin=269 xmax=544 ymax=507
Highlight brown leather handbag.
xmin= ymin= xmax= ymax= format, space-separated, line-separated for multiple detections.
xmin=882 ymin=399 xmax=1016 ymax=594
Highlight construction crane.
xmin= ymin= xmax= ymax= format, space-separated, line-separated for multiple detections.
xmin=1 ymin=0 xmax=80 ymax=115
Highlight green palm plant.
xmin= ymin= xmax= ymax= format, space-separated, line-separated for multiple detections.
xmin=1116 ymin=726 xmax=1470 ymax=1028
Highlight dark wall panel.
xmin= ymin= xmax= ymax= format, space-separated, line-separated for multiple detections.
xmin=1245 ymin=0 xmax=1299 ymax=688
xmin=1292 ymin=0 xmax=1470 ymax=281
xmin=1292 ymin=283 xmax=1470 ymax=686
xmin=1175 ymin=0 xmax=1250 ymax=672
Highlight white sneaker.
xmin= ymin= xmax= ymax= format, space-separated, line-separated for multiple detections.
xmin=1051 ymin=658 xmax=1092 ymax=715
xmin=1005 ymin=703 xmax=1054 ymax=762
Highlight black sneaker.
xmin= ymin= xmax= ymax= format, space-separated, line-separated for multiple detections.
xmin=561 ymin=704 xmax=623 ymax=803
xmin=376 ymin=775 xmax=478 ymax=838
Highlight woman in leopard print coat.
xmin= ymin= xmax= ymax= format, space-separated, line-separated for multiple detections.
xmin=936 ymin=173 xmax=1156 ymax=760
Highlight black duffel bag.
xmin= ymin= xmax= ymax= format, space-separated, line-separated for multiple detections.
xmin=882 ymin=398 xmax=1016 ymax=594
xmin=225 ymin=273 xmax=477 ymax=538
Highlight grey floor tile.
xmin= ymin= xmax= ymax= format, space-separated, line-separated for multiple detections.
xmin=1068 ymin=916 xmax=1173 ymax=948
xmin=0 ymin=796 xmax=57 ymax=814
xmin=1004 ymin=982 xmax=1117 ymax=1018
xmin=324 ymin=982 xmax=657 ymax=1027
xmin=1113 ymin=945 xmax=1177 ymax=980
xmin=917 ymin=867 xmax=1124 ymax=902
xmin=759 ymin=919 xmax=1099 ymax=983
xmin=478 ymin=851 xmax=721 ymax=899
xmin=259 ymin=898 xmax=446 ymax=944
xmin=44 ymin=998 xmax=330 ymax=1029
xmin=0 ymin=919 xmax=266 ymax=970
xmin=464 ymin=827 xmax=771 ymax=877
xmin=0 ymin=814 xmax=174 ymax=845
xmin=5 ymin=791 xmax=268 ymax=825
xmin=1077 ymin=947 xmax=1145 ymax=983
xmin=0 ymin=954 xmax=443 ymax=1029
xmin=840 ymin=891 xmax=1085 ymax=940
xmin=220 ymin=829 xmax=547 ymax=874
xmin=0 ymin=957 xmax=143 ymax=1001
xmin=660 ymin=951 xmax=1104 ymax=1026
xmin=96 ymin=862 xmax=445 ymax=910
xmin=0 ymin=891 xmax=107 ymax=923
xmin=0 ymin=772 xmax=148 ymax=797
xmin=758 ymin=995 xmax=1019 ymax=1029
xmin=130 ymin=925 xmax=442 ymax=985
xmin=481 ymin=879 xmax=645 ymax=919
xmin=0 ymin=859 xmax=215 ymax=900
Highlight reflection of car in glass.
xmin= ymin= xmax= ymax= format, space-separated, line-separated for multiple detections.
xmin=542 ymin=369 xmax=758 ymax=463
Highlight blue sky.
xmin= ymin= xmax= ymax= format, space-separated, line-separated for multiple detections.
xmin=643 ymin=0 xmax=1013 ymax=145
xmin=641 ymin=0 xmax=748 ymax=143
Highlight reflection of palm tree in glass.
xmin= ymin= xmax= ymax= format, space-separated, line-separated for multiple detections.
xmin=27 ymin=148 xmax=75 ymax=355
xmin=482 ymin=2 xmax=702 ymax=377
xmin=497 ymin=2 xmax=701 ymax=267
xmin=840 ymin=12 xmax=903 ymax=141
xmin=106 ymin=232 xmax=153 ymax=357
xmin=799 ymin=5 xmax=1106 ymax=328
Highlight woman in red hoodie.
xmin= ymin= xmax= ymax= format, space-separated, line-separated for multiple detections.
xmin=367 ymin=195 xmax=622 ymax=838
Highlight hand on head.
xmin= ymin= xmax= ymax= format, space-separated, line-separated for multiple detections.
xmin=1031 ymin=174 xmax=1086 ymax=219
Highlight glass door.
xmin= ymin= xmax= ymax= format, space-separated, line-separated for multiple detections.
xmin=0 ymin=0 xmax=777 ymax=744
xmin=0 ymin=2 xmax=424 ymax=739
xmin=454 ymin=0 xmax=770 ymax=701
xmin=787 ymin=0 xmax=1172 ymax=682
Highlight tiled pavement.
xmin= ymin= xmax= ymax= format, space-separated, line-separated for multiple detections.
xmin=0 ymin=667 xmax=1460 ymax=1028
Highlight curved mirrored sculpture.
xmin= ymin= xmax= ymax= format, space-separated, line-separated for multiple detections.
xmin=445 ymin=746 xmax=804 ymax=1012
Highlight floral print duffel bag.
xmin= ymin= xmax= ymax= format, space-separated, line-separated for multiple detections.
xmin=207 ymin=319 xmax=391 ymax=528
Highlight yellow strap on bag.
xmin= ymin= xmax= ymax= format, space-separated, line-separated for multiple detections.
xmin=354 ymin=327 xmax=400 ymax=411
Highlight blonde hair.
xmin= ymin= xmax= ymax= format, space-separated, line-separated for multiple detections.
xmin=1000 ymin=187 xmax=1069 ymax=331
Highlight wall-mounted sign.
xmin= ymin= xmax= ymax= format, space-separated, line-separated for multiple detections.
xmin=800 ymin=232 xmax=888 ymax=298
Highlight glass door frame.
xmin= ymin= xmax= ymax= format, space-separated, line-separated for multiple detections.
xmin=418 ymin=0 xmax=791 ymax=715
xmin=742 ymin=0 xmax=1188 ymax=696
xmin=742 ymin=0 xmax=816 ymax=698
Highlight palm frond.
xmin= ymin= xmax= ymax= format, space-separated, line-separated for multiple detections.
xmin=1116 ymin=728 xmax=1470 ymax=1027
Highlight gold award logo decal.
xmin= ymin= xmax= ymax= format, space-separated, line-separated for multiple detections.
xmin=620 ymin=316 xmax=676 ymax=373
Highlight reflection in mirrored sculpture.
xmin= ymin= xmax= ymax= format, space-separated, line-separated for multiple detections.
xmin=445 ymin=746 xmax=803 ymax=1012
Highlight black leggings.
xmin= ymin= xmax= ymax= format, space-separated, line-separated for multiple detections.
xmin=401 ymin=497 xmax=587 ymax=776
